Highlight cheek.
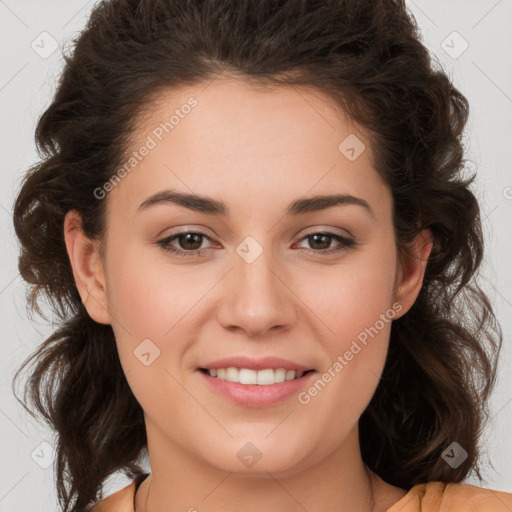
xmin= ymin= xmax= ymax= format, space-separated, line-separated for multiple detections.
xmin=103 ymin=249 xmax=200 ymax=419
xmin=307 ymin=239 xmax=398 ymax=346
xmin=102 ymin=243 xmax=192 ymax=378
xmin=298 ymin=240 xmax=397 ymax=408
xmin=105 ymin=243 xmax=206 ymax=340
xmin=103 ymin=242 xmax=228 ymax=396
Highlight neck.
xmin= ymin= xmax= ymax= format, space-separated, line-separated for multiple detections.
xmin=136 ymin=424 xmax=379 ymax=512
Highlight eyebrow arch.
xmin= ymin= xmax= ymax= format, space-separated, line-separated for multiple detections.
xmin=137 ymin=189 xmax=374 ymax=218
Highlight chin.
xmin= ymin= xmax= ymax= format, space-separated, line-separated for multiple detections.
xmin=200 ymin=437 xmax=314 ymax=478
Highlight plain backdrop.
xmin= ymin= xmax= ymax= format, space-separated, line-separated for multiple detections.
xmin=1 ymin=1 xmax=511 ymax=510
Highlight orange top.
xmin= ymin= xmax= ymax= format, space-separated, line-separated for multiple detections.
xmin=88 ymin=474 xmax=512 ymax=512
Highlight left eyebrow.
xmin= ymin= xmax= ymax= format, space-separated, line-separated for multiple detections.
xmin=137 ymin=189 xmax=375 ymax=219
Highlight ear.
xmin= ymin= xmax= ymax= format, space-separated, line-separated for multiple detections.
xmin=63 ymin=210 xmax=111 ymax=324
xmin=393 ymin=229 xmax=433 ymax=319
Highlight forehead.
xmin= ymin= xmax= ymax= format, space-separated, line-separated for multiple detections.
xmin=107 ymin=77 xmax=390 ymax=218
xmin=133 ymin=76 xmax=366 ymax=159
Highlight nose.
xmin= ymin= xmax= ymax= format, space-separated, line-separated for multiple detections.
xmin=216 ymin=245 xmax=298 ymax=338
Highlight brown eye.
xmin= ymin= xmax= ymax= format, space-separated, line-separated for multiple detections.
xmin=297 ymin=231 xmax=355 ymax=254
xmin=175 ymin=233 xmax=204 ymax=251
xmin=156 ymin=231 xmax=213 ymax=256
xmin=307 ymin=233 xmax=333 ymax=250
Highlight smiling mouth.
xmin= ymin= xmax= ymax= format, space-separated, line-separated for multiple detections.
xmin=199 ymin=367 xmax=315 ymax=385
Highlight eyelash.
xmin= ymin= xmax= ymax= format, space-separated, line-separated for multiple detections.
xmin=155 ymin=230 xmax=356 ymax=257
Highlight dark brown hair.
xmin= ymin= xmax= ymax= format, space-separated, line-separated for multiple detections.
xmin=12 ymin=0 xmax=502 ymax=511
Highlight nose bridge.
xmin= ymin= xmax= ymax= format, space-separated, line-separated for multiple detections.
xmin=218 ymin=235 xmax=296 ymax=336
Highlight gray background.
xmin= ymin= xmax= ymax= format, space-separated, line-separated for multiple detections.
xmin=1 ymin=1 xmax=511 ymax=510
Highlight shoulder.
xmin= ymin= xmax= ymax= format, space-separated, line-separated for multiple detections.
xmin=87 ymin=473 xmax=148 ymax=512
xmin=387 ymin=481 xmax=512 ymax=512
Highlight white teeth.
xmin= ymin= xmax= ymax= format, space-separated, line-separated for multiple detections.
xmin=226 ymin=367 xmax=238 ymax=383
xmin=257 ymin=369 xmax=274 ymax=385
xmin=274 ymin=368 xmax=286 ymax=383
xmin=206 ymin=367 xmax=307 ymax=385
xmin=239 ymin=368 xmax=257 ymax=385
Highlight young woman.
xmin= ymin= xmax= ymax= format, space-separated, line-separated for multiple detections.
xmin=12 ymin=1 xmax=512 ymax=511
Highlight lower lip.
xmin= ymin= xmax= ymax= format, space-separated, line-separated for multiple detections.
xmin=197 ymin=370 xmax=316 ymax=407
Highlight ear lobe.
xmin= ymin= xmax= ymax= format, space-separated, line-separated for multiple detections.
xmin=393 ymin=229 xmax=433 ymax=319
xmin=63 ymin=210 xmax=111 ymax=324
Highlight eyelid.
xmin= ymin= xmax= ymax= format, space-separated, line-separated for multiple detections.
xmin=156 ymin=225 xmax=216 ymax=239
xmin=299 ymin=225 xmax=353 ymax=239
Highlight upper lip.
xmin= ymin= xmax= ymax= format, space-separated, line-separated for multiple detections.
xmin=199 ymin=356 xmax=313 ymax=372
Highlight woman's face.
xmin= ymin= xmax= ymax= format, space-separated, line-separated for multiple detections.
xmin=68 ymin=76 xmax=429 ymax=477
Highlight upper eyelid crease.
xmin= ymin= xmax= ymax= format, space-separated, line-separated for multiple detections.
xmin=137 ymin=190 xmax=375 ymax=219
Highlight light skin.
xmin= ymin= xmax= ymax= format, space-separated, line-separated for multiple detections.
xmin=64 ymin=76 xmax=432 ymax=511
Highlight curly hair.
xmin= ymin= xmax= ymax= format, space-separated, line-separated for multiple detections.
xmin=12 ymin=0 xmax=502 ymax=511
